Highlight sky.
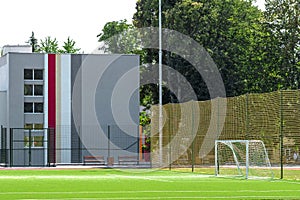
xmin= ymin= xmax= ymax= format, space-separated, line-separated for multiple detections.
xmin=0 ymin=0 xmax=265 ymax=53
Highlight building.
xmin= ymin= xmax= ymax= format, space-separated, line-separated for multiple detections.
xmin=0 ymin=48 xmax=140 ymax=166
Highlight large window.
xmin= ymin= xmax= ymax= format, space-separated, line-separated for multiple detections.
xmin=24 ymin=124 xmax=44 ymax=148
xmin=24 ymin=69 xmax=43 ymax=80
xmin=24 ymin=102 xmax=44 ymax=113
xmin=24 ymin=84 xmax=43 ymax=96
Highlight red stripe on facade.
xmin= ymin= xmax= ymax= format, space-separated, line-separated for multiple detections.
xmin=48 ymin=54 xmax=56 ymax=128
xmin=48 ymin=54 xmax=56 ymax=164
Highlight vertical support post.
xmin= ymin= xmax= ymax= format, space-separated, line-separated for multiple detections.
xmin=245 ymin=140 xmax=249 ymax=179
xmin=4 ymin=127 xmax=8 ymax=167
xmin=191 ymin=103 xmax=195 ymax=172
xmin=78 ymin=126 xmax=82 ymax=163
xmin=168 ymin=105 xmax=172 ymax=171
xmin=29 ymin=129 xmax=32 ymax=166
xmin=215 ymin=140 xmax=218 ymax=176
xmin=191 ymin=139 xmax=195 ymax=172
xmin=47 ymin=128 xmax=50 ymax=167
xmin=280 ymin=90 xmax=284 ymax=179
xmin=158 ymin=0 xmax=163 ymax=167
xmin=137 ymin=125 xmax=140 ymax=165
xmin=245 ymin=93 xmax=249 ymax=139
xmin=108 ymin=125 xmax=110 ymax=159
xmin=9 ymin=128 xmax=13 ymax=167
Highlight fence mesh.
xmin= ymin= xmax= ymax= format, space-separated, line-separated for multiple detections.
xmin=150 ymin=90 xmax=300 ymax=176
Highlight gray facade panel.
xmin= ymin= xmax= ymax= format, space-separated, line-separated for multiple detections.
xmin=0 ymin=92 xmax=7 ymax=127
xmin=71 ymin=54 xmax=82 ymax=163
xmin=8 ymin=53 xmax=45 ymax=166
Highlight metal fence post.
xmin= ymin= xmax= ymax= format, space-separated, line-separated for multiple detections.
xmin=108 ymin=125 xmax=110 ymax=159
xmin=191 ymin=102 xmax=195 ymax=172
xmin=9 ymin=128 xmax=13 ymax=167
xmin=168 ymin=106 xmax=172 ymax=171
xmin=280 ymin=90 xmax=284 ymax=179
xmin=245 ymin=93 xmax=249 ymax=139
xmin=29 ymin=129 xmax=32 ymax=166
xmin=47 ymin=128 xmax=50 ymax=167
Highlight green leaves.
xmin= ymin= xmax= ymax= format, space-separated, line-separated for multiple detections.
xmin=27 ymin=33 xmax=81 ymax=54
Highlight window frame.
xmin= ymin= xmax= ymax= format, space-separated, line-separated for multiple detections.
xmin=24 ymin=102 xmax=44 ymax=113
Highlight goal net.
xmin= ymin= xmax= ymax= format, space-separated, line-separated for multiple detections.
xmin=215 ymin=140 xmax=274 ymax=179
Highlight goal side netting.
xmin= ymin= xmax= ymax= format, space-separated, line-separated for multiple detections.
xmin=215 ymin=140 xmax=274 ymax=179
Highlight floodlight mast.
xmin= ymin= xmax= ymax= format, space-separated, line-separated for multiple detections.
xmin=158 ymin=0 xmax=163 ymax=166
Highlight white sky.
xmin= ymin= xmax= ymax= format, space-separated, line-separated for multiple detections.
xmin=0 ymin=0 xmax=265 ymax=53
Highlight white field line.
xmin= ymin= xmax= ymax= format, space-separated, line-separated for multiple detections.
xmin=1 ymin=189 xmax=299 ymax=195
xmin=20 ymin=196 xmax=300 ymax=200
xmin=0 ymin=174 xmax=212 ymax=180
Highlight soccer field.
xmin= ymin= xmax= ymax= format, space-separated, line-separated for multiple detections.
xmin=0 ymin=168 xmax=299 ymax=200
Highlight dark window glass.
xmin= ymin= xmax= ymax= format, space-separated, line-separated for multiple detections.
xmin=34 ymin=69 xmax=43 ymax=80
xmin=24 ymin=103 xmax=33 ymax=113
xmin=34 ymin=85 xmax=43 ymax=96
xmin=34 ymin=103 xmax=43 ymax=113
xmin=24 ymin=85 xmax=33 ymax=95
xmin=24 ymin=69 xmax=33 ymax=80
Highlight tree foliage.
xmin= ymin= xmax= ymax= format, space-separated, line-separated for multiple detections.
xmin=27 ymin=34 xmax=81 ymax=54
xmin=98 ymin=0 xmax=300 ymax=104
xmin=38 ymin=36 xmax=60 ymax=53
xmin=26 ymin=31 xmax=39 ymax=52
xmin=264 ymin=0 xmax=300 ymax=89
xmin=60 ymin=37 xmax=81 ymax=53
xmin=133 ymin=0 xmax=271 ymax=100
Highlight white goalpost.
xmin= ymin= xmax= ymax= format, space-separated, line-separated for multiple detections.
xmin=215 ymin=140 xmax=274 ymax=179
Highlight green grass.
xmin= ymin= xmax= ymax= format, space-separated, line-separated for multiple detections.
xmin=0 ymin=168 xmax=299 ymax=199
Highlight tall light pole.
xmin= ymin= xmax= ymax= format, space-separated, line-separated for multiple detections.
xmin=158 ymin=0 xmax=163 ymax=166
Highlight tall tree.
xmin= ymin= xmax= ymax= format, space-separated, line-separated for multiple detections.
xmin=133 ymin=0 xmax=268 ymax=100
xmin=38 ymin=36 xmax=60 ymax=53
xmin=26 ymin=31 xmax=39 ymax=52
xmin=264 ymin=0 xmax=300 ymax=89
xmin=60 ymin=37 xmax=81 ymax=53
xmin=97 ymin=20 xmax=137 ymax=54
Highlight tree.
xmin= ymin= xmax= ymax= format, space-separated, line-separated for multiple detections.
xmin=60 ymin=37 xmax=81 ymax=53
xmin=97 ymin=19 xmax=138 ymax=54
xmin=264 ymin=0 xmax=300 ymax=89
xmin=38 ymin=36 xmax=60 ymax=53
xmin=133 ymin=0 xmax=269 ymax=100
xmin=26 ymin=31 xmax=39 ymax=52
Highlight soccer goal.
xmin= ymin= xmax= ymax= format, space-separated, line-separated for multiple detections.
xmin=215 ymin=140 xmax=274 ymax=179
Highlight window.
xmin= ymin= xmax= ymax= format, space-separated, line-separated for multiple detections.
xmin=34 ymin=85 xmax=43 ymax=96
xmin=24 ymin=103 xmax=33 ymax=113
xmin=34 ymin=70 xmax=43 ymax=80
xmin=24 ymin=85 xmax=43 ymax=96
xmin=24 ymin=69 xmax=33 ymax=80
xmin=24 ymin=124 xmax=33 ymax=129
xmin=24 ymin=124 xmax=43 ymax=129
xmin=24 ymin=69 xmax=43 ymax=80
xmin=34 ymin=103 xmax=44 ymax=113
xmin=24 ymin=136 xmax=44 ymax=148
xmin=24 ymin=85 xmax=33 ymax=95
xmin=24 ymin=102 xmax=44 ymax=113
xmin=34 ymin=124 xmax=44 ymax=129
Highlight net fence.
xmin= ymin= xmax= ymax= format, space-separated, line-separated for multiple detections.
xmin=150 ymin=90 xmax=300 ymax=173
